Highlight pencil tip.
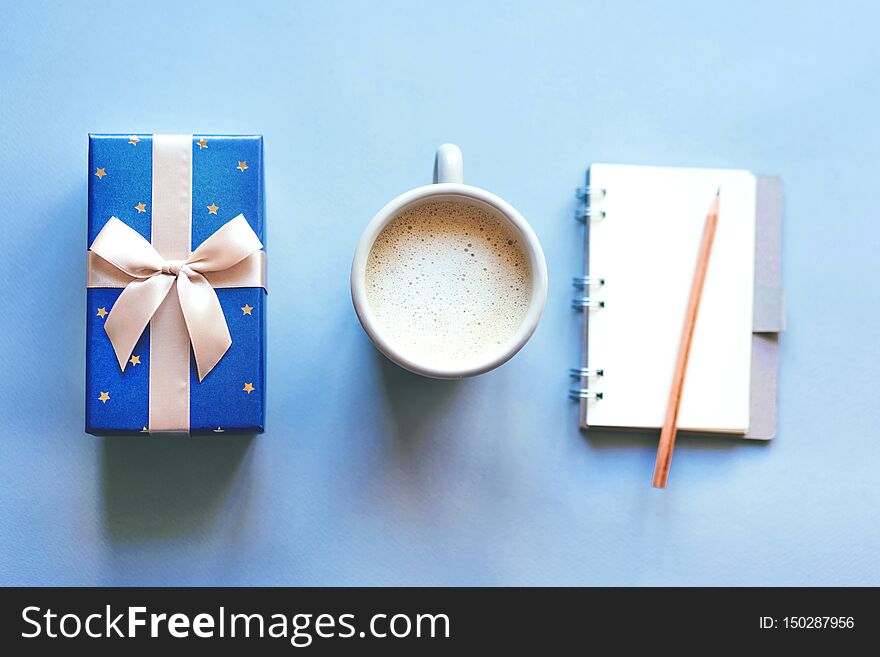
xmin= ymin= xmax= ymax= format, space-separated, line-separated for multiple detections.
xmin=716 ymin=187 xmax=721 ymax=196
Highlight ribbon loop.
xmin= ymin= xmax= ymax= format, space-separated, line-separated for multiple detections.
xmin=89 ymin=214 xmax=263 ymax=380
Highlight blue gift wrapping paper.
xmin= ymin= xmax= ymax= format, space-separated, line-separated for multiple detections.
xmin=86 ymin=134 xmax=266 ymax=434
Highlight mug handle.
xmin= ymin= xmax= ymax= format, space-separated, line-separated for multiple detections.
xmin=433 ymin=144 xmax=463 ymax=184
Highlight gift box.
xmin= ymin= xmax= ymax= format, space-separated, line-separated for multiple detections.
xmin=86 ymin=134 xmax=266 ymax=434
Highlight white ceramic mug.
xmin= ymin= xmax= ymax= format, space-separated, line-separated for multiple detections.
xmin=351 ymin=144 xmax=548 ymax=378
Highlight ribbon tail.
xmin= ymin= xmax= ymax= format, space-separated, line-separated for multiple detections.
xmin=104 ymin=275 xmax=176 ymax=371
xmin=176 ymin=272 xmax=232 ymax=382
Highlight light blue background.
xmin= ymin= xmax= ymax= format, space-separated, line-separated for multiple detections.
xmin=1 ymin=0 xmax=878 ymax=586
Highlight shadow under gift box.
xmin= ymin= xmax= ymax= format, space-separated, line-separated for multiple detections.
xmin=85 ymin=135 xmax=266 ymax=435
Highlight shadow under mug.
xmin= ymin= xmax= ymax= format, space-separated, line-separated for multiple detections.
xmin=350 ymin=144 xmax=548 ymax=378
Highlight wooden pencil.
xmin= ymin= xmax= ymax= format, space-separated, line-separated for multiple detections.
xmin=652 ymin=190 xmax=720 ymax=489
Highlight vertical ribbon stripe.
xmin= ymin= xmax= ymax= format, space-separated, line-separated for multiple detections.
xmin=149 ymin=134 xmax=193 ymax=433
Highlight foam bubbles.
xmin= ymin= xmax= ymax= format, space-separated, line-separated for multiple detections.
xmin=365 ymin=199 xmax=532 ymax=367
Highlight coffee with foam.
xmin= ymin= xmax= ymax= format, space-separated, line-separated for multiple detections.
xmin=365 ymin=199 xmax=532 ymax=367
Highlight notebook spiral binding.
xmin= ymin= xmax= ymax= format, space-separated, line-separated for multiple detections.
xmin=569 ymin=367 xmax=603 ymax=378
xmin=575 ymin=186 xmax=606 ymax=200
xmin=569 ymin=389 xmax=603 ymax=400
xmin=571 ymin=297 xmax=604 ymax=309
xmin=570 ymin=184 xmax=607 ymax=403
xmin=572 ymin=276 xmax=605 ymax=288
xmin=574 ymin=207 xmax=605 ymax=222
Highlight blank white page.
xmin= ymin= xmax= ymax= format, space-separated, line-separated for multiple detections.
xmin=585 ymin=164 xmax=756 ymax=432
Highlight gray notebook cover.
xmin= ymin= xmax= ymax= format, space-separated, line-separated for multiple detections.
xmin=578 ymin=174 xmax=784 ymax=440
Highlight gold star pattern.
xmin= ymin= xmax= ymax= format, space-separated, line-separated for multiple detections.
xmin=243 ymin=382 xmax=255 ymax=394
xmin=96 ymin=307 xmax=108 ymax=319
xmin=141 ymin=426 xmax=149 ymax=433
xmin=236 ymin=161 xmax=248 ymax=172
xmin=135 ymin=202 xmax=147 ymax=214
xmin=98 ymin=391 xmax=110 ymax=404
xmin=213 ymin=426 xmax=225 ymax=433
xmin=129 ymin=355 xmax=141 ymax=366
xmin=197 ymin=138 xmax=209 ymax=149
xmin=241 ymin=304 xmax=253 ymax=315
xmin=95 ymin=167 xmax=107 ymax=179
xmin=207 ymin=203 xmax=219 ymax=215
xmin=128 ymin=136 xmax=140 ymax=145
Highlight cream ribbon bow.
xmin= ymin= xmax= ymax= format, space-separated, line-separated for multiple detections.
xmin=89 ymin=214 xmax=263 ymax=381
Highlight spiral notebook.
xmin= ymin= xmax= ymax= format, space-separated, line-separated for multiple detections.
xmin=571 ymin=164 xmax=784 ymax=439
